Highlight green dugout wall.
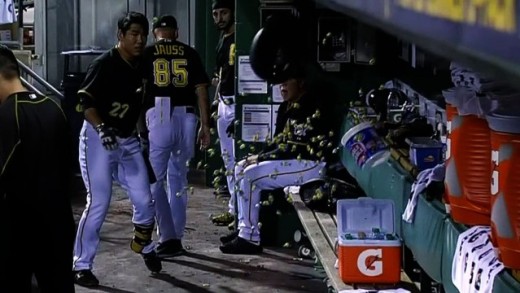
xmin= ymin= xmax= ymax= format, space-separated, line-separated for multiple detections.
xmin=193 ymin=0 xmax=390 ymax=187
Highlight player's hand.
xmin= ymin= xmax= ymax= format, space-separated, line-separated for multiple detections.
xmin=245 ymin=155 xmax=258 ymax=167
xmin=198 ymin=125 xmax=211 ymax=150
xmin=212 ymin=77 xmax=220 ymax=87
xmin=95 ymin=123 xmax=118 ymax=151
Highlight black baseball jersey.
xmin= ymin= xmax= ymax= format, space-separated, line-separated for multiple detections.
xmin=143 ymin=39 xmax=209 ymax=109
xmin=215 ymin=32 xmax=235 ymax=96
xmin=259 ymin=94 xmax=333 ymax=162
xmin=78 ymin=48 xmax=144 ymax=137
xmin=0 ymin=91 xmax=75 ymax=238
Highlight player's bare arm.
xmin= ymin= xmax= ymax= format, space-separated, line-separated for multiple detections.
xmin=195 ymin=84 xmax=211 ymax=149
xmin=83 ymin=106 xmax=104 ymax=129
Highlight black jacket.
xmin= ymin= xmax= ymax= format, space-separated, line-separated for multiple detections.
xmin=259 ymin=93 xmax=333 ymax=162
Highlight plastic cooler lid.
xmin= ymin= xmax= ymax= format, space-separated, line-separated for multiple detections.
xmin=340 ymin=121 xmax=373 ymax=146
xmin=486 ymin=108 xmax=520 ymax=134
xmin=336 ymin=198 xmax=395 ymax=235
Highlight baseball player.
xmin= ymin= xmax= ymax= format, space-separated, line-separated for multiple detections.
xmin=219 ymin=69 xmax=333 ymax=254
xmin=210 ymin=0 xmax=237 ymax=227
xmin=72 ymin=12 xmax=161 ymax=287
xmin=0 ymin=45 xmax=75 ymax=292
xmin=141 ymin=15 xmax=210 ymax=257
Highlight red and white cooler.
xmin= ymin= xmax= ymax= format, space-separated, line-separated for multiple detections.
xmin=336 ymin=198 xmax=401 ymax=284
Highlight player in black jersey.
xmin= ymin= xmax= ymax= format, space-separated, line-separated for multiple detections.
xmin=210 ymin=0 xmax=238 ymax=227
xmin=0 ymin=45 xmax=75 ymax=292
xmin=72 ymin=12 xmax=161 ymax=287
xmin=141 ymin=15 xmax=210 ymax=257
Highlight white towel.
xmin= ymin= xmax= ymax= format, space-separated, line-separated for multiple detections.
xmin=402 ymin=163 xmax=445 ymax=223
xmin=451 ymin=226 xmax=504 ymax=293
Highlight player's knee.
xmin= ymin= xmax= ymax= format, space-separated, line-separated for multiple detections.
xmin=130 ymin=224 xmax=154 ymax=253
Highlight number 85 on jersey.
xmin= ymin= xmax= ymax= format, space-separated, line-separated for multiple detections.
xmin=153 ymin=58 xmax=188 ymax=87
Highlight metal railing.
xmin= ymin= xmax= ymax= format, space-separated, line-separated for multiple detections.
xmin=17 ymin=59 xmax=64 ymax=100
xmin=20 ymin=76 xmax=44 ymax=96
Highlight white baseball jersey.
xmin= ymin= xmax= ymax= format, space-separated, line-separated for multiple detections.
xmin=0 ymin=0 xmax=15 ymax=24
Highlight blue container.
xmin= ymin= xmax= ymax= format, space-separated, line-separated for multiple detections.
xmin=405 ymin=137 xmax=443 ymax=170
xmin=341 ymin=122 xmax=388 ymax=168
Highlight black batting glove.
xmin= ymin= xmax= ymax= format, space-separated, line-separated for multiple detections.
xmin=226 ymin=122 xmax=235 ymax=138
xmin=95 ymin=123 xmax=118 ymax=151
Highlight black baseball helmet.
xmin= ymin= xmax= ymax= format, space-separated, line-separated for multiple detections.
xmin=249 ymin=14 xmax=305 ymax=84
xmin=366 ymin=88 xmax=408 ymax=116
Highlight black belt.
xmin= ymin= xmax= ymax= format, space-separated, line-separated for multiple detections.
xmin=172 ymin=106 xmax=195 ymax=113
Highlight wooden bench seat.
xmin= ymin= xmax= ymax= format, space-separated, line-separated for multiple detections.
xmin=289 ymin=189 xmax=420 ymax=293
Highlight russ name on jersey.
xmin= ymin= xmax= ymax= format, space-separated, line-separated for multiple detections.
xmin=153 ymin=44 xmax=185 ymax=56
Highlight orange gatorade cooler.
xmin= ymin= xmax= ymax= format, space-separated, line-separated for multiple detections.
xmin=486 ymin=110 xmax=520 ymax=269
xmin=445 ymin=104 xmax=491 ymax=225
xmin=336 ymin=198 xmax=401 ymax=284
xmin=443 ymin=104 xmax=458 ymax=210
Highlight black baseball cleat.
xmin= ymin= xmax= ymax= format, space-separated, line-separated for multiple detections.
xmin=220 ymin=230 xmax=239 ymax=244
xmin=142 ymin=251 xmax=162 ymax=273
xmin=156 ymin=239 xmax=186 ymax=258
xmin=219 ymin=236 xmax=263 ymax=254
xmin=73 ymin=270 xmax=99 ymax=287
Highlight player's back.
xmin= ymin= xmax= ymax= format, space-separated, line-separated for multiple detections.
xmin=143 ymin=39 xmax=209 ymax=107
xmin=0 ymin=92 xmax=73 ymax=231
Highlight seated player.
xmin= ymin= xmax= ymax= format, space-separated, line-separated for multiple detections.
xmin=219 ymin=68 xmax=334 ymax=254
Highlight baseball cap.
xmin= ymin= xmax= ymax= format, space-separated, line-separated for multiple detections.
xmin=152 ymin=15 xmax=178 ymax=30
xmin=212 ymin=0 xmax=234 ymax=11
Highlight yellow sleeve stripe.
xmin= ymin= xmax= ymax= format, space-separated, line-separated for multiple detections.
xmin=0 ymin=140 xmax=20 ymax=177
xmin=2 ymin=94 xmax=21 ymax=177
xmin=78 ymin=89 xmax=95 ymax=100
xmin=18 ymin=96 xmax=68 ymax=121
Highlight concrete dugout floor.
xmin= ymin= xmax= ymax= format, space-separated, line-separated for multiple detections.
xmin=66 ymin=181 xmax=327 ymax=293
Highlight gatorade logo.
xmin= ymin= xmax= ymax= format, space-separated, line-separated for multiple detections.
xmin=357 ymin=249 xmax=383 ymax=276
xmin=491 ymin=150 xmax=499 ymax=195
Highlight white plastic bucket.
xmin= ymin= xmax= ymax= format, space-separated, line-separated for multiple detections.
xmin=340 ymin=122 xmax=388 ymax=168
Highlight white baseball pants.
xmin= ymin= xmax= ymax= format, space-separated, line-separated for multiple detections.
xmin=73 ymin=122 xmax=156 ymax=271
xmin=236 ymin=159 xmax=326 ymax=242
xmin=146 ymin=102 xmax=197 ymax=243
xmin=217 ymin=95 xmax=236 ymax=214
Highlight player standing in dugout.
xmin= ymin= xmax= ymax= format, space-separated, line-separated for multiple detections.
xmin=141 ymin=14 xmax=211 ymax=258
xmin=0 ymin=45 xmax=76 ymax=293
xmin=72 ymin=12 xmax=161 ymax=287
xmin=210 ymin=0 xmax=238 ymax=228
